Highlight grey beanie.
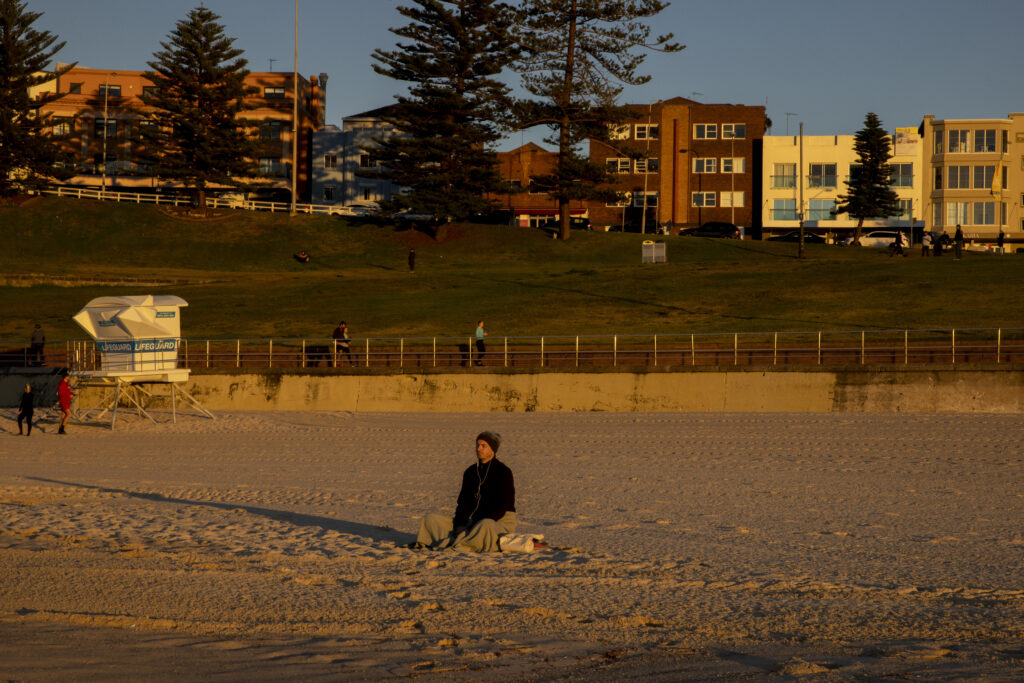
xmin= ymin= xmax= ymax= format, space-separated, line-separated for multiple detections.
xmin=476 ymin=431 xmax=501 ymax=454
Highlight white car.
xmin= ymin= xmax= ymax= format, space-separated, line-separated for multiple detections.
xmin=844 ymin=230 xmax=909 ymax=248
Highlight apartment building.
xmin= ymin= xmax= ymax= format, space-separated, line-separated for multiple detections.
xmin=921 ymin=113 xmax=1023 ymax=244
xmin=35 ymin=65 xmax=325 ymax=200
xmin=587 ymin=97 xmax=766 ymax=233
xmin=491 ymin=143 xmax=589 ymax=226
xmin=762 ymin=130 xmax=924 ymax=240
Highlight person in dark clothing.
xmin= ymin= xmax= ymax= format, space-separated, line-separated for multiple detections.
xmin=997 ymin=229 xmax=1005 ymax=253
xmin=17 ymin=384 xmax=34 ymax=435
xmin=332 ymin=321 xmax=352 ymax=365
xmin=29 ymin=324 xmax=45 ymax=366
xmin=954 ymin=225 xmax=964 ymax=259
xmin=413 ymin=431 xmax=517 ymax=551
xmin=408 ymin=248 xmax=416 ymax=273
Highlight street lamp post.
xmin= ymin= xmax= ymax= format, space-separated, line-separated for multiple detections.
xmin=101 ymin=72 xmax=116 ymax=193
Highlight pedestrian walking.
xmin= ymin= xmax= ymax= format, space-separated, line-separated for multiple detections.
xmin=332 ymin=321 xmax=353 ymax=365
xmin=954 ymin=224 xmax=964 ymax=260
xmin=57 ymin=372 xmax=75 ymax=434
xmin=29 ymin=323 xmax=45 ymax=366
xmin=474 ymin=320 xmax=487 ymax=367
xmin=921 ymin=231 xmax=932 ymax=257
xmin=17 ymin=384 xmax=34 ymax=435
xmin=997 ymin=229 xmax=1005 ymax=254
xmin=408 ymin=248 xmax=416 ymax=273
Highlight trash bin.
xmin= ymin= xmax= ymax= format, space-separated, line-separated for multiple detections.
xmin=642 ymin=240 xmax=667 ymax=264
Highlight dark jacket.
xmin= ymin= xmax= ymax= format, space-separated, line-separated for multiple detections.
xmin=453 ymin=458 xmax=515 ymax=529
xmin=19 ymin=391 xmax=33 ymax=413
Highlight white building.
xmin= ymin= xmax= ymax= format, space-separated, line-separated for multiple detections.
xmin=761 ymin=130 xmax=924 ymax=240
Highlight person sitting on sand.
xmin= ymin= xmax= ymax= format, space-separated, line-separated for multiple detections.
xmin=412 ymin=431 xmax=516 ymax=552
xmin=293 ymin=250 xmax=311 ymax=264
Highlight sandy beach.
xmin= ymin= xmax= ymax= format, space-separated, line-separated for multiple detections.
xmin=1 ymin=410 xmax=1022 ymax=680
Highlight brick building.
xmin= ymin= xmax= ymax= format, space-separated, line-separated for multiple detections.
xmin=34 ymin=65 xmax=325 ymax=200
xmin=588 ymin=97 xmax=766 ymax=233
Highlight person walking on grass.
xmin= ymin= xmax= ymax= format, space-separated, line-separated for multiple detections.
xmin=412 ymin=431 xmax=516 ymax=552
xmin=57 ymin=373 xmax=74 ymax=434
xmin=17 ymin=384 xmax=34 ymax=435
xmin=954 ymin=224 xmax=964 ymax=260
xmin=474 ymin=320 xmax=487 ymax=367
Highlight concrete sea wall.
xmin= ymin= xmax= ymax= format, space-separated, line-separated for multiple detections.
xmin=167 ymin=367 xmax=1024 ymax=414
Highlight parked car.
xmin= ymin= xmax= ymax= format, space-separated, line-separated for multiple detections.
xmin=767 ymin=230 xmax=827 ymax=244
xmin=843 ymin=230 xmax=909 ymax=248
xmin=339 ymin=202 xmax=380 ymax=217
xmin=541 ymin=216 xmax=592 ymax=230
xmin=680 ymin=221 xmax=741 ymax=238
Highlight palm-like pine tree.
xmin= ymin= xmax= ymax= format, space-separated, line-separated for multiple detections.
xmin=834 ymin=112 xmax=901 ymax=245
xmin=0 ymin=0 xmax=73 ymax=195
xmin=514 ymin=0 xmax=682 ymax=239
xmin=368 ymin=0 xmax=517 ymax=221
xmin=141 ymin=7 xmax=256 ymax=209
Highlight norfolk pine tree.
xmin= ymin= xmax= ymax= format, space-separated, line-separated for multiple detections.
xmin=141 ymin=7 xmax=257 ymax=210
xmin=514 ymin=0 xmax=682 ymax=240
xmin=0 ymin=0 xmax=73 ymax=196
xmin=368 ymin=0 xmax=517 ymax=221
xmin=834 ymin=112 xmax=901 ymax=245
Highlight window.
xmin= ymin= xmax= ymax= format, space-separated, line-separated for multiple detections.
xmin=693 ymin=157 xmax=717 ymax=173
xmin=259 ymin=121 xmax=284 ymax=139
xmin=692 ymin=191 xmax=716 ymax=207
xmin=323 ymin=186 xmax=335 ymax=201
xmin=694 ymin=123 xmax=717 ymax=139
xmin=359 ymin=153 xmax=378 ymax=168
xmin=323 ymin=154 xmax=337 ymax=169
xmin=50 ymin=117 xmax=73 ymax=136
xmin=897 ymin=199 xmax=913 ymax=220
xmin=361 ymin=187 xmax=374 ymax=201
xmin=606 ymin=157 xmax=630 ymax=174
xmin=973 ymin=165 xmax=994 ymax=189
xmin=947 ymin=165 xmax=970 ymax=189
xmin=934 ymin=167 xmax=942 ymax=190
xmin=635 ymin=157 xmax=659 ymax=173
xmin=721 ymin=157 xmax=745 ymax=173
xmin=259 ymin=157 xmax=285 ymax=176
xmin=973 ymin=129 xmax=996 ymax=153
xmin=69 ymin=82 xmax=82 ymax=94
xmin=142 ymin=86 xmax=158 ymax=98
xmin=264 ymin=86 xmax=286 ymax=99
xmin=933 ymin=130 xmax=943 ymax=154
xmin=771 ymin=163 xmax=796 ymax=188
xmin=948 ymin=129 xmax=968 ymax=153
xmin=608 ymin=124 xmax=630 ymax=140
xmin=890 ymin=163 xmax=913 ymax=187
xmin=633 ymin=191 xmax=658 ymax=207
xmin=808 ymin=163 xmax=837 ymax=188
xmin=721 ymin=191 xmax=745 ymax=208
xmin=527 ymin=179 xmax=544 ymax=194
xmin=933 ymin=203 xmax=942 ymax=228
xmin=973 ymin=202 xmax=996 ymax=225
xmin=509 ymin=179 xmax=523 ymax=192
xmin=772 ymin=199 xmax=797 ymax=220
xmin=722 ymin=123 xmax=746 ymax=139
xmin=808 ymin=199 xmax=835 ymax=221
xmin=946 ymin=202 xmax=969 ymax=226
xmin=97 ymin=84 xmax=120 ymax=97
xmin=94 ymin=118 xmax=116 ymax=138
xmin=635 ymin=124 xmax=659 ymax=140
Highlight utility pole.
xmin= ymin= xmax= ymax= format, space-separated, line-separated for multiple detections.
xmin=289 ymin=0 xmax=299 ymax=216
xmin=798 ymin=122 xmax=805 ymax=259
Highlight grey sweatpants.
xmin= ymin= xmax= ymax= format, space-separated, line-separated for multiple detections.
xmin=416 ymin=511 xmax=517 ymax=552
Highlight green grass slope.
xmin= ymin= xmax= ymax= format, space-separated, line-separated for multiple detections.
xmin=1 ymin=196 xmax=1021 ymax=342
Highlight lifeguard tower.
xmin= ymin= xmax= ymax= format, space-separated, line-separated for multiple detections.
xmin=72 ymin=295 xmax=212 ymax=428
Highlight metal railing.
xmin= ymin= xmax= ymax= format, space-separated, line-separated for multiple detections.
xmin=5 ymin=328 xmax=1022 ymax=373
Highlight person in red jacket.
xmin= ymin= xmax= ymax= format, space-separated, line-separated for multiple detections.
xmin=57 ymin=373 xmax=75 ymax=434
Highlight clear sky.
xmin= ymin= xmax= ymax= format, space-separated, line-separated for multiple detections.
xmin=28 ymin=0 xmax=1024 ymax=149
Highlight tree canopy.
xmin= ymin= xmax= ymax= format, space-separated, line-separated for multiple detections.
xmin=367 ymin=0 xmax=518 ymax=221
xmin=0 ymin=0 xmax=72 ymax=195
xmin=513 ymin=0 xmax=683 ymax=239
xmin=141 ymin=6 xmax=257 ymax=208
xmin=834 ymin=112 xmax=902 ymax=244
